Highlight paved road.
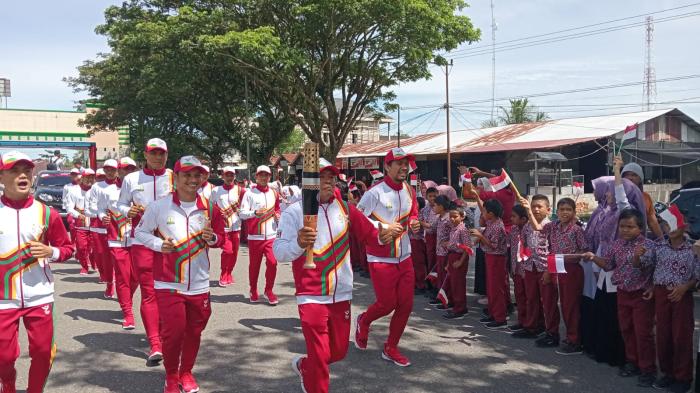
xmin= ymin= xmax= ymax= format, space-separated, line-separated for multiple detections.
xmin=13 ymin=246 xmax=700 ymax=392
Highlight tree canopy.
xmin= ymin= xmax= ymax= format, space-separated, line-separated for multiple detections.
xmin=68 ymin=0 xmax=480 ymax=164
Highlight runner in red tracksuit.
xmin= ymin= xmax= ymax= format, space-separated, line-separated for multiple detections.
xmin=211 ymin=166 xmax=245 ymax=287
xmin=65 ymin=169 xmax=96 ymax=275
xmin=117 ymin=137 xmax=174 ymax=366
xmin=93 ymin=157 xmax=139 ymax=329
xmin=135 ymin=156 xmax=225 ymax=393
xmin=0 ymin=151 xmax=74 ymax=393
xmin=354 ymin=147 xmax=420 ymax=367
xmin=274 ymin=158 xmax=387 ymax=393
xmin=239 ymin=165 xmax=281 ymax=305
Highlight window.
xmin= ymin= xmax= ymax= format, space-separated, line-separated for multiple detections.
xmin=352 ymin=134 xmax=357 ymax=144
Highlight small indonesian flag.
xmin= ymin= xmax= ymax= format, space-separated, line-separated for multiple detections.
xmin=370 ymin=170 xmax=384 ymax=180
xmin=459 ymin=171 xmax=473 ymax=187
xmin=458 ymin=243 xmax=475 ymax=256
xmin=517 ymin=240 xmax=532 ymax=262
xmin=547 ymin=254 xmax=566 ymax=274
xmin=426 ymin=271 xmax=438 ymax=286
xmin=659 ymin=204 xmax=686 ymax=232
xmin=572 ymin=181 xmax=584 ymax=196
xmin=409 ymin=160 xmax=418 ymax=173
xmin=349 ymin=183 xmax=359 ymax=193
xmin=486 ymin=169 xmax=511 ymax=192
xmin=410 ymin=174 xmax=418 ymax=187
xmin=621 ymin=123 xmax=638 ymax=144
xmin=437 ymin=287 xmax=449 ymax=307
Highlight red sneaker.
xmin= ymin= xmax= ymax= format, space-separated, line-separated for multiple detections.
xmin=219 ymin=276 xmax=228 ymax=287
xmin=79 ymin=268 xmax=88 ymax=276
xmin=227 ymin=273 xmax=235 ymax=284
xmin=291 ymin=355 xmax=308 ymax=393
xmin=249 ymin=291 xmax=260 ymax=303
xmin=381 ymin=344 xmax=411 ymax=367
xmin=104 ymin=283 xmax=114 ymax=299
xmin=147 ymin=350 xmax=163 ymax=367
xmin=354 ymin=313 xmax=368 ymax=350
xmin=263 ymin=291 xmax=279 ymax=305
xmin=163 ymin=374 xmax=180 ymax=393
xmin=122 ymin=314 xmax=135 ymax=330
xmin=179 ymin=372 xmax=200 ymax=393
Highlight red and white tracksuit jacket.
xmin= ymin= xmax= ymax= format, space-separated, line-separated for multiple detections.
xmin=356 ymin=178 xmax=418 ymax=263
xmin=0 ymin=196 xmax=74 ymax=393
xmin=86 ymin=181 xmax=114 ymax=282
xmin=239 ymin=185 xmax=279 ymax=240
xmin=211 ymin=184 xmax=244 ymax=233
xmin=65 ymin=185 xmax=90 ymax=230
xmin=273 ymin=198 xmax=379 ymax=393
xmin=117 ymin=168 xmax=175 ymax=244
xmin=197 ymin=181 xmax=214 ymax=200
xmin=134 ymin=193 xmax=225 ymax=295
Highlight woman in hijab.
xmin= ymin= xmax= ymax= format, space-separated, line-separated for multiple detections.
xmin=582 ymin=175 xmax=646 ymax=367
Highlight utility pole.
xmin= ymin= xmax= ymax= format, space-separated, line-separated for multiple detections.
xmin=643 ymin=16 xmax=656 ymax=111
xmin=397 ymin=106 xmax=401 ymax=148
xmin=444 ymin=59 xmax=453 ymax=186
xmin=490 ymin=0 xmax=497 ymax=123
xmin=244 ymin=76 xmax=251 ymax=179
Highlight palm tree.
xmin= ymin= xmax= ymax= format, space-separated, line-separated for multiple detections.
xmin=497 ymin=98 xmax=548 ymax=125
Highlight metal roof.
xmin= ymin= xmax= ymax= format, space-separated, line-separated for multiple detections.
xmin=525 ymin=152 xmax=568 ymax=162
xmin=337 ymin=108 xmax=693 ymax=158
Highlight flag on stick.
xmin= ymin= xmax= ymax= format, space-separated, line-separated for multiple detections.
xmin=547 ymin=254 xmax=566 ymax=274
xmin=458 ymin=243 xmax=475 ymax=256
xmin=370 ymin=170 xmax=384 ymax=180
xmin=659 ymin=204 xmax=686 ymax=232
xmin=486 ymin=169 xmax=512 ymax=193
xmin=436 ymin=273 xmax=450 ymax=306
xmin=617 ymin=123 xmax=638 ymax=154
xmin=572 ymin=181 xmax=584 ymax=197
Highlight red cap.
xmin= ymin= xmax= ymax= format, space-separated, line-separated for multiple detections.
xmin=319 ymin=158 xmax=340 ymax=175
xmin=0 ymin=151 xmax=35 ymax=170
xmin=174 ymin=156 xmax=206 ymax=174
xmin=384 ymin=147 xmax=415 ymax=166
xmin=145 ymin=138 xmax=168 ymax=152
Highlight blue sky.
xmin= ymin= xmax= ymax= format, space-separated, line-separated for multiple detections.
xmin=1 ymin=0 xmax=699 ymax=136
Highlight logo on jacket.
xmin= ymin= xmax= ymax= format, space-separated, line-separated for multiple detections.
xmin=344 ymin=310 xmax=350 ymax=320
xmin=385 ymin=203 xmax=393 ymax=209
xmin=167 ymin=217 xmax=175 ymax=225
xmin=276 ymin=230 xmax=282 ymax=239
xmin=203 ymin=298 xmax=209 ymax=309
xmin=134 ymin=185 xmax=144 ymax=192
xmin=42 ymin=305 xmax=51 ymax=315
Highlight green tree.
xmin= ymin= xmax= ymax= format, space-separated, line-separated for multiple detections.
xmin=200 ymin=0 xmax=480 ymax=159
xmin=497 ymin=98 xmax=548 ymax=125
xmin=275 ymin=128 xmax=306 ymax=154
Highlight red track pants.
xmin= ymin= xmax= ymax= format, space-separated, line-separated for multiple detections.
xmin=220 ymin=231 xmax=240 ymax=278
xmin=74 ymin=229 xmax=92 ymax=271
xmin=110 ymin=247 xmax=137 ymax=322
xmin=298 ymin=301 xmax=351 ymax=393
xmin=618 ymin=289 xmax=656 ymax=374
xmin=513 ymin=273 xmax=528 ymax=326
xmin=247 ymin=239 xmax=277 ymax=294
xmin=130 ymin=244 xmax=161 ymax=351
xmin=91 ymin=232 xmax=112 ymax=285
xmin=485 ymin=254 xmax=508 ymax=323
xmin=557 ymin=263 xmax=583 ymax=344
xmin=156 ymin=291 xmax=211 ymax=375
xmin=410 ymin=239 xmax=427 ymax=289
xmin=0 ymin=303 xmax=56 ymax=393
xmin=361 ymin=259 xmax=414 ymax=348
xmin=447 ymin=252 xmax=468 ymax=314
xmin=524 ymin=270 xmax=556 ymax=335
xmin=655 ymin=286 xmax=694 ymax=383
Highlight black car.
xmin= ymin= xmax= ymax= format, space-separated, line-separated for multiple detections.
xmin=33 ymin=170 xmax=73 ymax=225
xmin=669 ymin=182 xmax=700 ymax=240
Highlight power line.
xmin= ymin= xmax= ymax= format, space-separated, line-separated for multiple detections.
xmin=446 ymin=2 xmax=700 ymax=55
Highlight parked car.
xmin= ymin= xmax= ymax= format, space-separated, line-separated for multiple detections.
xmin=668 ymin=181 xmax=700 ymax=240
xmin=33 ymin=170 xmax=72 ymax=228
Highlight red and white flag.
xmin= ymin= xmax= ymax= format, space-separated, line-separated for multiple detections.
xmin=458 ymin=243 xmax=475 ymax=256
xmin=459 ymin=171 xmax=473 ymax=187
xmin=517 ymin=240 xmax=532 ymax=262
xmin=426 ymin=271 xmax=438 ymax=286
xmin=410 ymin=174 xmax=418 ymax=187
xmin=370 ymin=170 xmax=384 ymax=180
xmin=408 ymin=160 xmax=418 ymax=173
xmin=572 ymin=181 xmax=584 ymax=197
xmin=621 ymin=123 xmax=638 ymax=144
xmin=485 ymin=169 xmax=511 ymax=192
xmin=437 ymin=287 xmax=449 ymax=307
xmin=349 ymin=183 xmax=359 ymax=193
xmin=659 ymin=204 xmax=686 ymax=232
xmin=547 ymin=254 xmax=566 ymax=274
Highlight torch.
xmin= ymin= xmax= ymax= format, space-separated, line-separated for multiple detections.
xmin=302 ymin=142 xmax=320 ymax=269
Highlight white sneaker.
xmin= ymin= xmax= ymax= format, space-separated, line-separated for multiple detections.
xmin=291 ymin=355 xmax=308 ymax=393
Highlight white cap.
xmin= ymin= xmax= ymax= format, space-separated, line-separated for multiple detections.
xmin=119 ymin=157 xmax=137 ymax=168
xmin=202 ymin=165 xmax=210 ymax=174
xmin=70 ymin=168 xmax=81 ymax=175
xmin=82 ymin=168 xmax=96 ymax=176
xmin=0 ymin=151 xmax=34 ymax=170
xmin=103 ymin=159 xmax=118 ymax=169
xmin=174 ymin=155 xmax=206 ymax=173
xmin=222 ymin=166 xmax=236 ymax=174
xmin=145 ymin=138 xmax=168 ymax=152
xmin=256 ymin=165 xmax=272 ymax=175
xmin=96 ymin=168 xmax=106 ymax=176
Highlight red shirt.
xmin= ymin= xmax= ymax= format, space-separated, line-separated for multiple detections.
xmin=479 ymin=188 xmax=515 ymax=228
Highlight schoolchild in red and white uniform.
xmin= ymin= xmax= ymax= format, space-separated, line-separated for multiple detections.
xmin=211 ymin=166 xmax=244 ymax=287
xmin=354 ymin=147 xmax=420 ymax=367
xmin=135 ymin=155 xmax=225 ymax=393
xmin=0 ymin=151 xmax=74 ymax=393
xmin=117 ymin=138 xmax=174 ymax=366
xmin=93 ymin=157 xmax=139 ymax=328
xmin=239 ymin=165 xmax=281 ymax=305
xmin=274 ymin=158 xmax=387 ymax=393
xmin=86 ymin=160 xmax=119 ymax=294
xmin=65 ymin=168 xmax=96 ymax=275
xmin=197 ymin=165 xmax=214 ymax=199
xmin=62 ymin=167 xmax=81 ymax=244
